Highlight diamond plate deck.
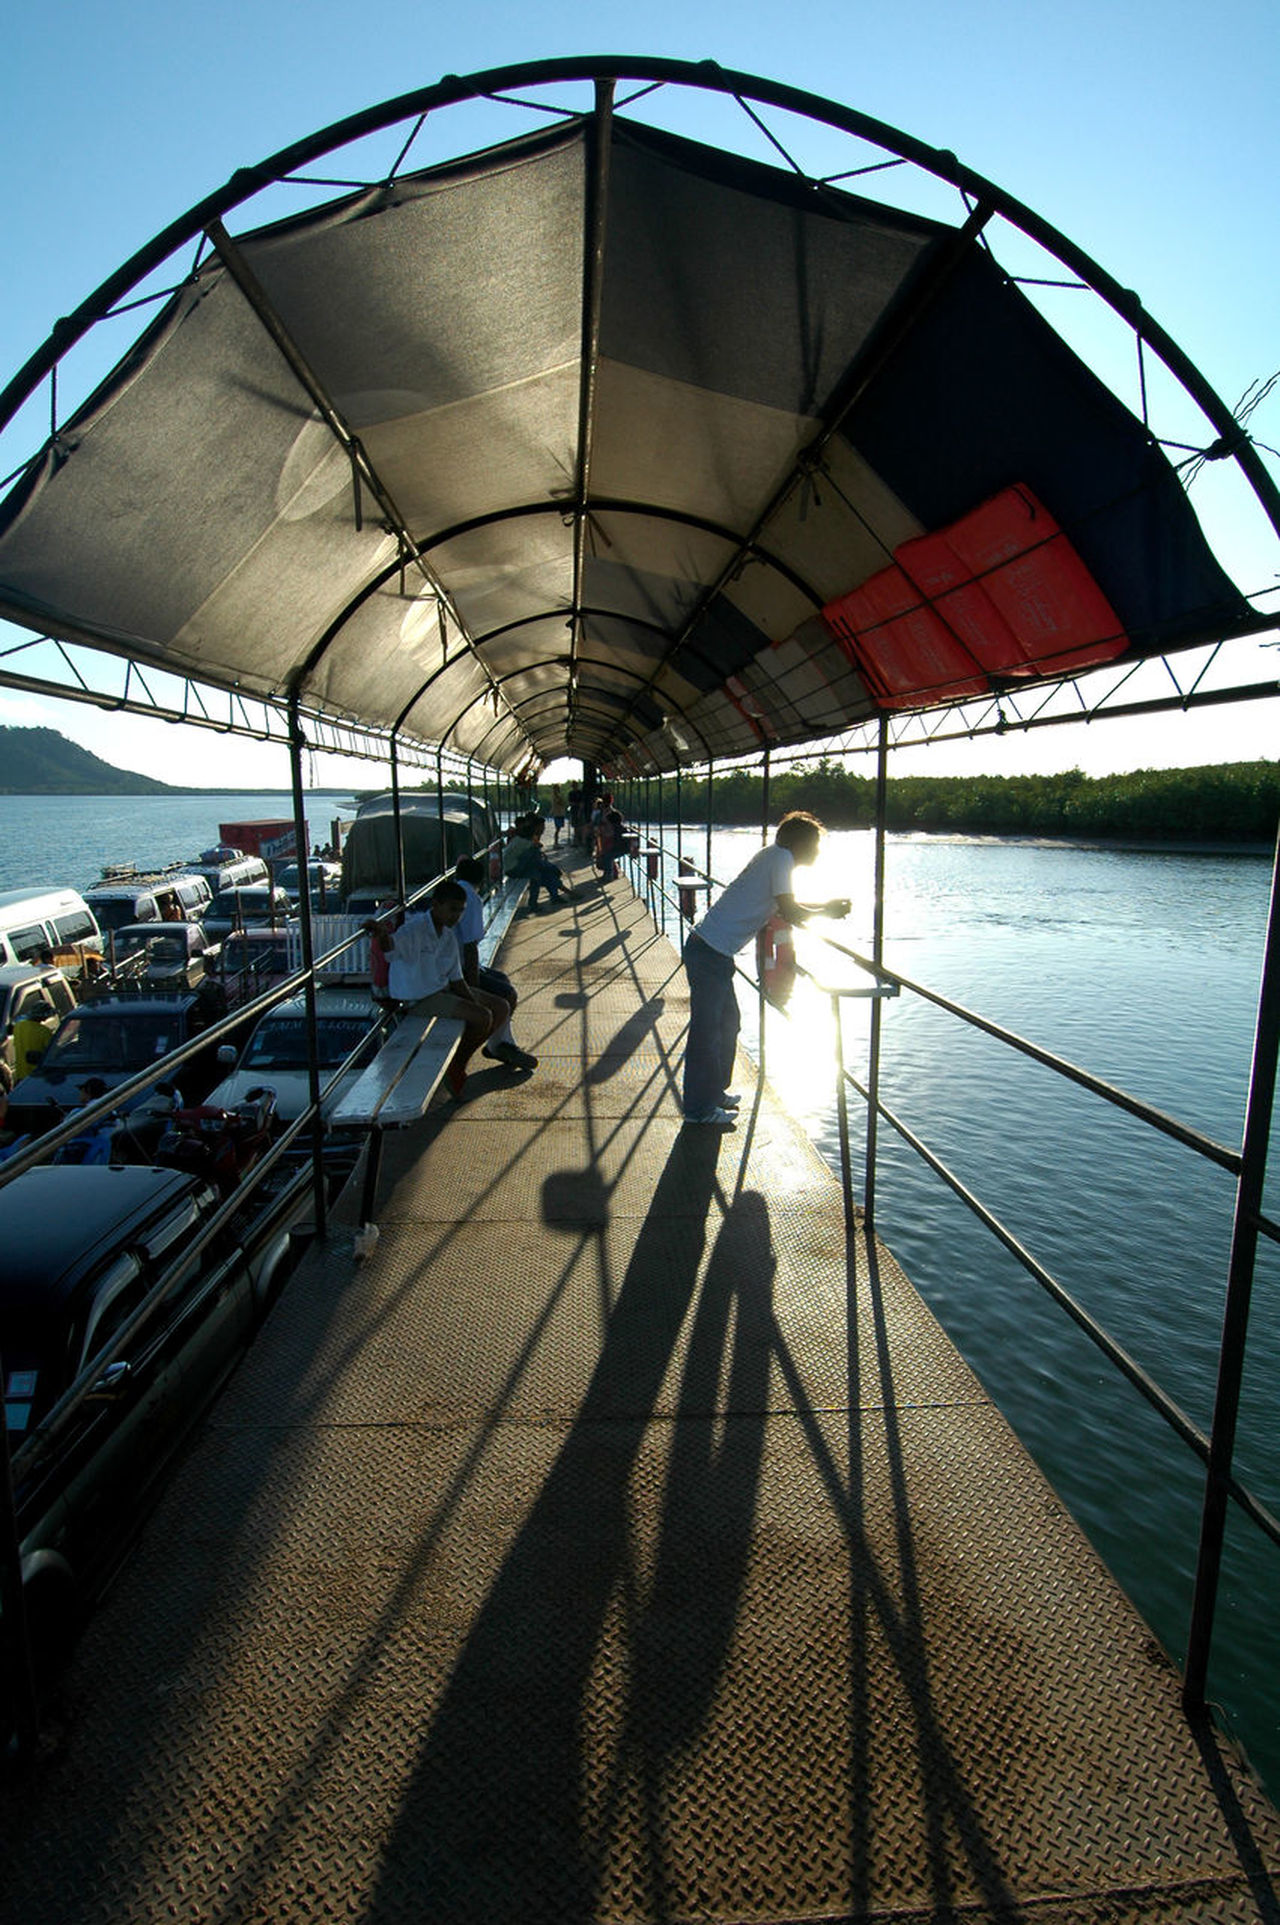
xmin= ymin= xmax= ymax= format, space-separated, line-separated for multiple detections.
xmin=3 ymin=861 xmax=1278 ymax=1924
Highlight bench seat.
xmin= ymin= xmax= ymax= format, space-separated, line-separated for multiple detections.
xmin=332 ymin=1013 xmax=464 ymax=1131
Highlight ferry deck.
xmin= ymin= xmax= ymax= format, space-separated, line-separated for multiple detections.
xmin=3 ymin=858 xmax=1278 ymax=1924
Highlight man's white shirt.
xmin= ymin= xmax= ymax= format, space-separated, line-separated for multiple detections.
xmin=387 ymin=911 xmax=462 ymax=1001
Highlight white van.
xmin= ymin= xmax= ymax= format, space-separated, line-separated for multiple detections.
xmin=0 ymin=888 xmax=103 ymax=967
xmin=187 ymin=854 xmax=269 ymax=895
xmin=85 ymin=870 xmax=214 ymax=934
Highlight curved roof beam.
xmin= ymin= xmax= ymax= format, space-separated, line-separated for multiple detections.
xmin=437 ymin=668 xmax=672 ymax=767
xmin=198 ymin=219 xmax=532 ymax=766
xmin=402 ymin=649 xmax=714 ymax=760
xmin=3 ymin=56 xmax=1276 ymax=780
xmin=568 ymin=78 xmax=615 ymax=743
xmin=606 ymin=196 xmax=997 ymax=753
xmin=5 ymin=55 xmax=1275 ymax=558
xmin=290 ymin=495 xmax=826 ymax=696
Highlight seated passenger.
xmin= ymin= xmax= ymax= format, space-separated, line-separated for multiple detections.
xmin=502 ymin=813 xmax=570 ymax=909
xmin=453 ymin=858 xmax=537 ymax=1072
xmin=367 ymin=879 xmax=509 ymax=1098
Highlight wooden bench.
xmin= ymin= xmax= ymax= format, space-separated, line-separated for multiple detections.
xmin=477 ymin=874 xmax=528 ymax=968
xmin=331 ymin=877 xmax=528 ymax=1233
xmin=332 ymin=1014 xmax=465 ymax=1230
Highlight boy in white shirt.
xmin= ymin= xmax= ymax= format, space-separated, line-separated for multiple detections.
xmin=454 ymin=857 xmax=538 ymax=1072
xmin=369 ymin=879 xmax=510 ymax=1097
xmin=681 ymin=812 xmax=850 ymax=1126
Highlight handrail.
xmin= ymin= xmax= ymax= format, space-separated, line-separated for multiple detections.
xmin=835 ymin=1044 xmax=1280 ymax=1554
xmin=823 ymin=937 xmax=1243 ymax=1175
xmin=626 ymin=824 xmax=1280 ymax=1574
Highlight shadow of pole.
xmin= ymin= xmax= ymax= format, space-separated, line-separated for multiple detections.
xmin=366 ymin=1127 xmax=732 ymax=1922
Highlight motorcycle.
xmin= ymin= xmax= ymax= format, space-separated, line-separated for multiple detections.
xmin=154 ymin=1086 xmax=278 ymax=1196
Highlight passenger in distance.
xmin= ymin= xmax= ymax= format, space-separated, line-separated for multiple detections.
xmin=453 ymin=857 xmax=538 ymax=1072
xmin=681 ymin=811 xmax=851 ymax=1128
xmin=367 ymin=879 xmax=510 ymax=1098
xmin=502 ymin=813 xmax=571 ymax=909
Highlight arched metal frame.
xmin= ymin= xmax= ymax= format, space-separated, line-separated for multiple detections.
xmin=2 ymin=69 xmax=1278 ymax=1730
xmin=2 ymin=55 xmax=1278 ymax=786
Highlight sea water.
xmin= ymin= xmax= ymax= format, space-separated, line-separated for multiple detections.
xmin=3 ymin=796 xmax=1278 ymax=1796
xmin=651 ymin=823 xmax=1280 ymax=1800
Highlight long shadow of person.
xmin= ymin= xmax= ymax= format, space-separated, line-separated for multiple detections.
xmin=613 ymin=1191 xmax=775 ymax=1910
xmin=366 ymin=1127 xmax=754 ymax=1923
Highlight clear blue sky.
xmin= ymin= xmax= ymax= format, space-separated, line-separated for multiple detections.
xmin=1 ymin=0 xmax=1277 ymax=787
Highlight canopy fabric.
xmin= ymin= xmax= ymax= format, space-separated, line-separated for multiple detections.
xmin=0 ymin=112 xmax=1260 ymax=776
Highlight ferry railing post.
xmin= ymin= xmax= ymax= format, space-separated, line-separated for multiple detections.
xmin=675 ymin=767 xmax=684 ymax=884
xmin=832 ymin=990 xmax=854 ymax=1230
xmin=865 ymin=716 xmax=890 ymax=1225
xmin=288 ymin=692 xmax=328 ymax=1237
xmin=435 ymin=745 xmax=446 ymax=875
xmin=1184 ymin=824 xmax=1280 ymax=1713
xmin=758 ymin=746 xmax=771 ymax=1079
xmin=390 ymin=731 xmax=406 ymax=908
xmin=705 ymin=761 xmax=714 ymax=895
xmin=0 ymin=1344 xmax=41 ymax=1758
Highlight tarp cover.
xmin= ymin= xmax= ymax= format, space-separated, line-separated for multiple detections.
xmin=0 ymin=116 xmax=1259 ymax=775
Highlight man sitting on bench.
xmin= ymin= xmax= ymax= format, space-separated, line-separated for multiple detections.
xmin=369 ymin=878 xmax=510 ymax=1098
xmin=454 ymin=856 xmax=538 ymax=1072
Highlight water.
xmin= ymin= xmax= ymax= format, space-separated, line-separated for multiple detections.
xmin=0 ymin=792 xmax=357 ymax=893
xmin=5 ymin=797 xmax=1279 ymax=1797
xmin=650 ymin=824 xmax=1280 ymax=1799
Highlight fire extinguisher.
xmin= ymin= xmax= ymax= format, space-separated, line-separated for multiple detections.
xmin=755 ymin=913 xmax=796 ymax=1009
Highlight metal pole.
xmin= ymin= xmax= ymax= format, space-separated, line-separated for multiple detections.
xmin=760 ymin=746 xmax=771 ymax=846
xmin=390 ymin=733 xmax=405 ymax=907
xmin=288 ymin=693 xmax=328 ymax=1237
xmin=758 ymin=747 xmax=770 ymax=1078
xmin=436 ymin=745 xmax=446 ymax=883
xmin=1184 ymin=825 xmax=1280 ymax=1711
xmin=833 ymin=992 xmax=855 ymax=1229
xmin=705 ymin=761 xmax=713 ymax=884
xmin=0 ymin=1344 xmax=40 ymax=1756
xmin=675 ymin=768 xmax=683 ymax=875
xmin=864 ymin=716 xmax=889 ymax=1224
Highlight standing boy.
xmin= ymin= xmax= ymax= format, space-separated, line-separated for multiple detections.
xmin=681 ymin=812 xmax=850 ymax=1127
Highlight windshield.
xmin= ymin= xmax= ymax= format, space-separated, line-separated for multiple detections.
xmin=113 ymin=930 xmax=187 ymax=966
xmin=221 ymin=936 xmax=290 ymax=975
xmin=42 ymin=1010 xmax=182 ymax=1073
xmin=244 ymin=1017 xmax=373 ymax=1071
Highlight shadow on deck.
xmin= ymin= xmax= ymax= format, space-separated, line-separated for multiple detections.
xmin=3 ymin=859 xmax=1279 ymax=1923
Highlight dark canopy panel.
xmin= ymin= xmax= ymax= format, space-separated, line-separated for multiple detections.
xmin=0 ymin=105 xmax=1262 ymax=775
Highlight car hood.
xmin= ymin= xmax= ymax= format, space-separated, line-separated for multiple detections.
xmin=204 ymin=1066 xmax=355 ymax=1125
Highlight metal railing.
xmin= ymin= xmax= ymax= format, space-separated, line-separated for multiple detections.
xmin=622 ymin=812 xmax=1280 ymax=1720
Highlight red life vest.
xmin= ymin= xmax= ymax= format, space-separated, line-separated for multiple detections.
xmin=756 ymin=914 xmax=796 ymax=1009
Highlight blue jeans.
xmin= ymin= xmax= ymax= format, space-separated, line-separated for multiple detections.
xmin=512 ymin=851 xmax=564 ymax=907
xmin=682 ymin=931 xmax=738 ymax=1116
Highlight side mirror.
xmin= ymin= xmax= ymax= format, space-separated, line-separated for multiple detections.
xmin=88 ymin=1360 xmax=131 ymax=1401
xmin=217 ymin=1043 xmax=237 ymax=1065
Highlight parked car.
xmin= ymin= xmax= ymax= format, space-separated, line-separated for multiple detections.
xmin=0 ymin=887 xmax=103 ymax=968
xmin=216 ymin=927 xmax=299 ymax=1009
xmin=205 ymin=990 xmax=385 ymax=1123
xmin=84 ymin=870 xmax=213 ymax=934
xmin=202 ymin=884 xmax=294 ymax=944
xmin=1 ymin=1161 xmax=309 ymax=1662
xmin=4 ymin=992 xmax=224 ymax=1140
xmin=0 ymin=962 xmax=79 ymax=1089
xmin=105 ymin=920 xmax=220 ymax=990
xmin=275 ymin=860 xmax=342 ymax=905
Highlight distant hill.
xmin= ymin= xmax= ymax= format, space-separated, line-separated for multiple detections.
xmin=0 ymin=725 xmax=180 ymax=794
